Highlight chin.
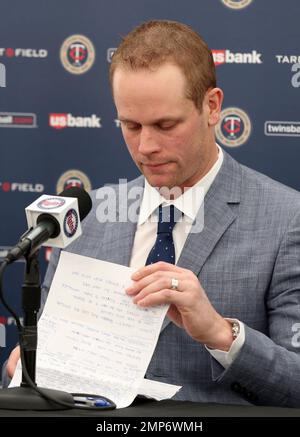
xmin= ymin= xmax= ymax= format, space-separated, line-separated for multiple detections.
xmin=147 ymin=177 xmax=178 ymax=191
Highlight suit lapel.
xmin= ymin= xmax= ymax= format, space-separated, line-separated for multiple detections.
xmin=101 ymin=220 xmax=137 ymax=266
xmin=100 ymin=176 xmax=145 ymax=267
xmin=177 ymin=151 xmax=242 ymax=276
xmin=177 ymin=196 xmax=237 ymax=275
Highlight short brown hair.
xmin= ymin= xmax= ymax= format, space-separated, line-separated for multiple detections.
xmin=110 ymin=20 xmax=216 ymax=110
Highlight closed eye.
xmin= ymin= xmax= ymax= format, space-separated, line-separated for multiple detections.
xmin=156 ymin=122 xmax=177 ymax=131
xmin=119 ymin=119 xmax=179 ymax=132
xmin=122 ymin=121 xmax=141 ymax=131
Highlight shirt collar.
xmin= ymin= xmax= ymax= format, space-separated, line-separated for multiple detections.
xmin=138 ymin=145 xmax=224 ymax=225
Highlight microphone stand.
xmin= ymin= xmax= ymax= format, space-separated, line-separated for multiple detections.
xmin=0 ymin=251 xmax=74 ymax=410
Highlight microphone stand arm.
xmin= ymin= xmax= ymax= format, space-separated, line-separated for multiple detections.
xmin=20 ymin=250 xmax=41 ymax=386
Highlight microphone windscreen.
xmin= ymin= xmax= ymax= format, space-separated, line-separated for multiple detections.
xmin=59 ymin=187 xmax=92 ymax=221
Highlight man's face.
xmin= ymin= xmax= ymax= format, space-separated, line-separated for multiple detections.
xmin=113 ymin=63 xmax=220 ymax=191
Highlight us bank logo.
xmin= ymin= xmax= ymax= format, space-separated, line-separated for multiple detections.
xmin=60 ymin=35 xmax=95 ymax=74
xmin=215 ymin=107 xmax=251 ymax=147
xmin=49 ymin=113 xmax=101 ymax=129
xmin=221 ymin=0 xmax=253 ymax=9
xmin=212 ymin=49 xmax=262 ymax=65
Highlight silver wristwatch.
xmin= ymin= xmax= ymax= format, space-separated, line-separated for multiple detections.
xmin=231 ymin=321 xmax=240 ymax=340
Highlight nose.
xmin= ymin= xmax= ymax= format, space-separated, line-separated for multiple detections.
xmin=138 ymin=126 xmax=161 ymax=155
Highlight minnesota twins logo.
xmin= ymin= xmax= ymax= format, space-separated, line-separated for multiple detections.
xmin=215 ymin=107 xmax=251 ymax=147
xmin=63 ymin=209 xmax=79 ymax=237
xmin=56 ymin=169 xmax=92 ymax=194
xmin=221 ymin=0 xmax=253 ymax=9
xmin=38 ymin=197 xmax=66 ymax=210
xmin=60 ymin=35 xmax=95 ymax=74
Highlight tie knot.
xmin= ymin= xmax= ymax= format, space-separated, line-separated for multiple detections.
xmin=157 ymin=205 xmax=181 ymax=234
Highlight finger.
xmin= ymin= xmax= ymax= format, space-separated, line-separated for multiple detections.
xmin=132 ymin=261 xmax=183 ymax=281
xmin=133 ymin=276 xmax=186 ymax=303
xmin=127 ymin=270 xmax=182 ymax=296
xmin=7 ymin=346 xmax=20 ymax=378
xmin=137 ymin=288 xmax=186 ymax=308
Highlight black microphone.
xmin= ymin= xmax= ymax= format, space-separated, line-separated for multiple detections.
xmin=5 ymin=187 xmax=92 ymax=264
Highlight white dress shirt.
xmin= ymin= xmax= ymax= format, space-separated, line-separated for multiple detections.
xmin=129 ymin=146 xmax=245 ymax=369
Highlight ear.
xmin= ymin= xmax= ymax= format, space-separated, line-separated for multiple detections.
xmin=205 ymin=88 xmax=223 ymax=126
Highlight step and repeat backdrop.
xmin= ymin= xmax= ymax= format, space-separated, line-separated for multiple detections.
xmin=0 ymin=0 xmax=299 ymax=373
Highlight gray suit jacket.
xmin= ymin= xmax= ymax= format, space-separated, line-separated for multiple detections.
xmin=38 ymin=151 xmax=300 ymax=407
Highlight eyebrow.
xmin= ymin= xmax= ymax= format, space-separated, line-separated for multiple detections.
xmin=118 ymin=116 xmax=181 ymax=124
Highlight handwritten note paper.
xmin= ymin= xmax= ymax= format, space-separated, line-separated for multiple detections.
xmin=10 ymin=252 xmax=181 ymax=407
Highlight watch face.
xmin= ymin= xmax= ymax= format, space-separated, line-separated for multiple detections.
xmin=232 ymin=321 xmax=240 ymax=339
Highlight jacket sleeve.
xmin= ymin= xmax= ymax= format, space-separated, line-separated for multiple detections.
xmin=210 ymin=208 xmax=300 ymax=407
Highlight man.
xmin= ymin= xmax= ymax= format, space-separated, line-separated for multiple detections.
xmin=5 ymin=20 xmax=300 ymax=407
